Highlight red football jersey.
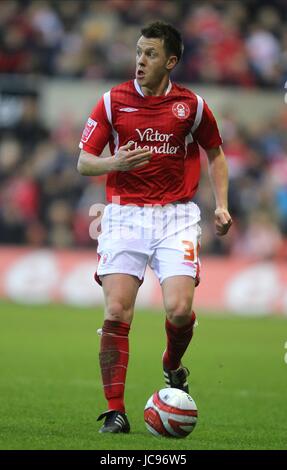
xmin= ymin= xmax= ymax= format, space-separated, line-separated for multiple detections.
xmin=79 ymin=79 xmax=222 ymax=205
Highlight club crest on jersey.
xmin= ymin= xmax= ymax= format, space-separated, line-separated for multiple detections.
xmin=172 ymin=102 xmax=190 ymax=120
xmin=81 ymin=117 xmax=97 ymax=143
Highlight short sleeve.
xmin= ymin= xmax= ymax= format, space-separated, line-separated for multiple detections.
xmin=79 ymin=96 xmax=112 ymax=156
xmin=193 ymin=100 xmax=223 ymax=150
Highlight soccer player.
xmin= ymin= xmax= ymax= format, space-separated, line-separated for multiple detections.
xmin=77 ymin=21 xmax=232 ymax=433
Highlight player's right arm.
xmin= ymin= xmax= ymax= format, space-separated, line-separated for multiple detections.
xmin=77 ymin=96 xmax=151 ymax=176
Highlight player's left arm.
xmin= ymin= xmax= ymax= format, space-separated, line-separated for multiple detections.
xmin=193 ymin=99 xmax=232 ymax=236
xmin=206 ymin=145 xmax=232 ymax=236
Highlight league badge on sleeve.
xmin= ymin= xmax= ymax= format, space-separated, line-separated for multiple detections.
xmin=81 ymin=117 xmax=97 ymax=143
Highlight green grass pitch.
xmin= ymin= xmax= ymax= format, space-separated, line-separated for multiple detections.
xmin=0 ymin=300 xmax=287 ymax=450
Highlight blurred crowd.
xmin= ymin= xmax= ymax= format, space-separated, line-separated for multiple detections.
xmin=0 ymin=0 xmax=286 ymax=87
xmin=0 ymin=0 xmax=286 ymax=260
xmin=0 ymin=93 xmax=286 ymax=260
xmin=196 ymin=107 xmax=287 ymax=259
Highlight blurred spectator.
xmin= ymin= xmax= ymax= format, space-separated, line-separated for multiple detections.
xmin=0 ymin=139 xmax=21 ymax=177
xmin=13 ymin=96 xmax=50 ymax=151
xmin=246 ymin=25 xmax=281 ymax=86
xmin=232 ymin=211 xmax=283 ymax=260
xmin=47 ymin=199 xmax=74 ymax=247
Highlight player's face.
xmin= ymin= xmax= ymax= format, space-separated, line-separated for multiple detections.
xmin=136 ymin=36 xmax=177 ymax=89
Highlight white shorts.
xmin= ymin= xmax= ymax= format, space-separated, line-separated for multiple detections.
xmin=96 ymin=201 xmax=201 ymax=285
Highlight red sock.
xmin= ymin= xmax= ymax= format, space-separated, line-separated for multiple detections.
xmin=163 ymin=311 xmax=196 ymax=370
xmin=99 ymin=320 xmax=130 ymax=413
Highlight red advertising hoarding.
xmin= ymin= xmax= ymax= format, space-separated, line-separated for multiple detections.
xmin=0 ymin=247 xmax=286 ymax=315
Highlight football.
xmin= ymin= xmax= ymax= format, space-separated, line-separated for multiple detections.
xmin=144 ymin=388 xmax=198 ymax=438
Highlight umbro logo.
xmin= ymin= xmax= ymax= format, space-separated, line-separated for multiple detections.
xmin=119 ymin=107 xmax=139 ymax=112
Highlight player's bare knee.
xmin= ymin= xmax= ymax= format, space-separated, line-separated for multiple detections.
xmin=105 ymin=301 xmax=132 ymax=323
xmin=166 ymin=299 xmax=193 ymax=325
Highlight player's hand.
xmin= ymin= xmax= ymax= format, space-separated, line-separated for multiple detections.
xmin=113 ymin=142 xmax=152 ymax=171
xmin=214 ymin=208 xmax=232 ymax=236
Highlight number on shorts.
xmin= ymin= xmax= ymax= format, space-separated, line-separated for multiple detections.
xmin=182 ymin=240 xmax=195 ymax=261
xmin=182 ymin=240 xmax=200 ymax=262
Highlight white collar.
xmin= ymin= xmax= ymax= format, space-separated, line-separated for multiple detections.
xmin=134 ymin=79 xmax=172 ymax=97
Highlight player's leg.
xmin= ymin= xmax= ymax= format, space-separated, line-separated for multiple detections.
xmin=161 ymin=275 xmax=197 ymax=392
xmin=95 ymin=202 xmax=150 ymax=431
xmin=150 ymin=202 xmax=201 ymax=392
xmin=97 ymin=273 xmax=141 ymax=433
xmin=95 ymin=203 xmax=150 ymax=431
